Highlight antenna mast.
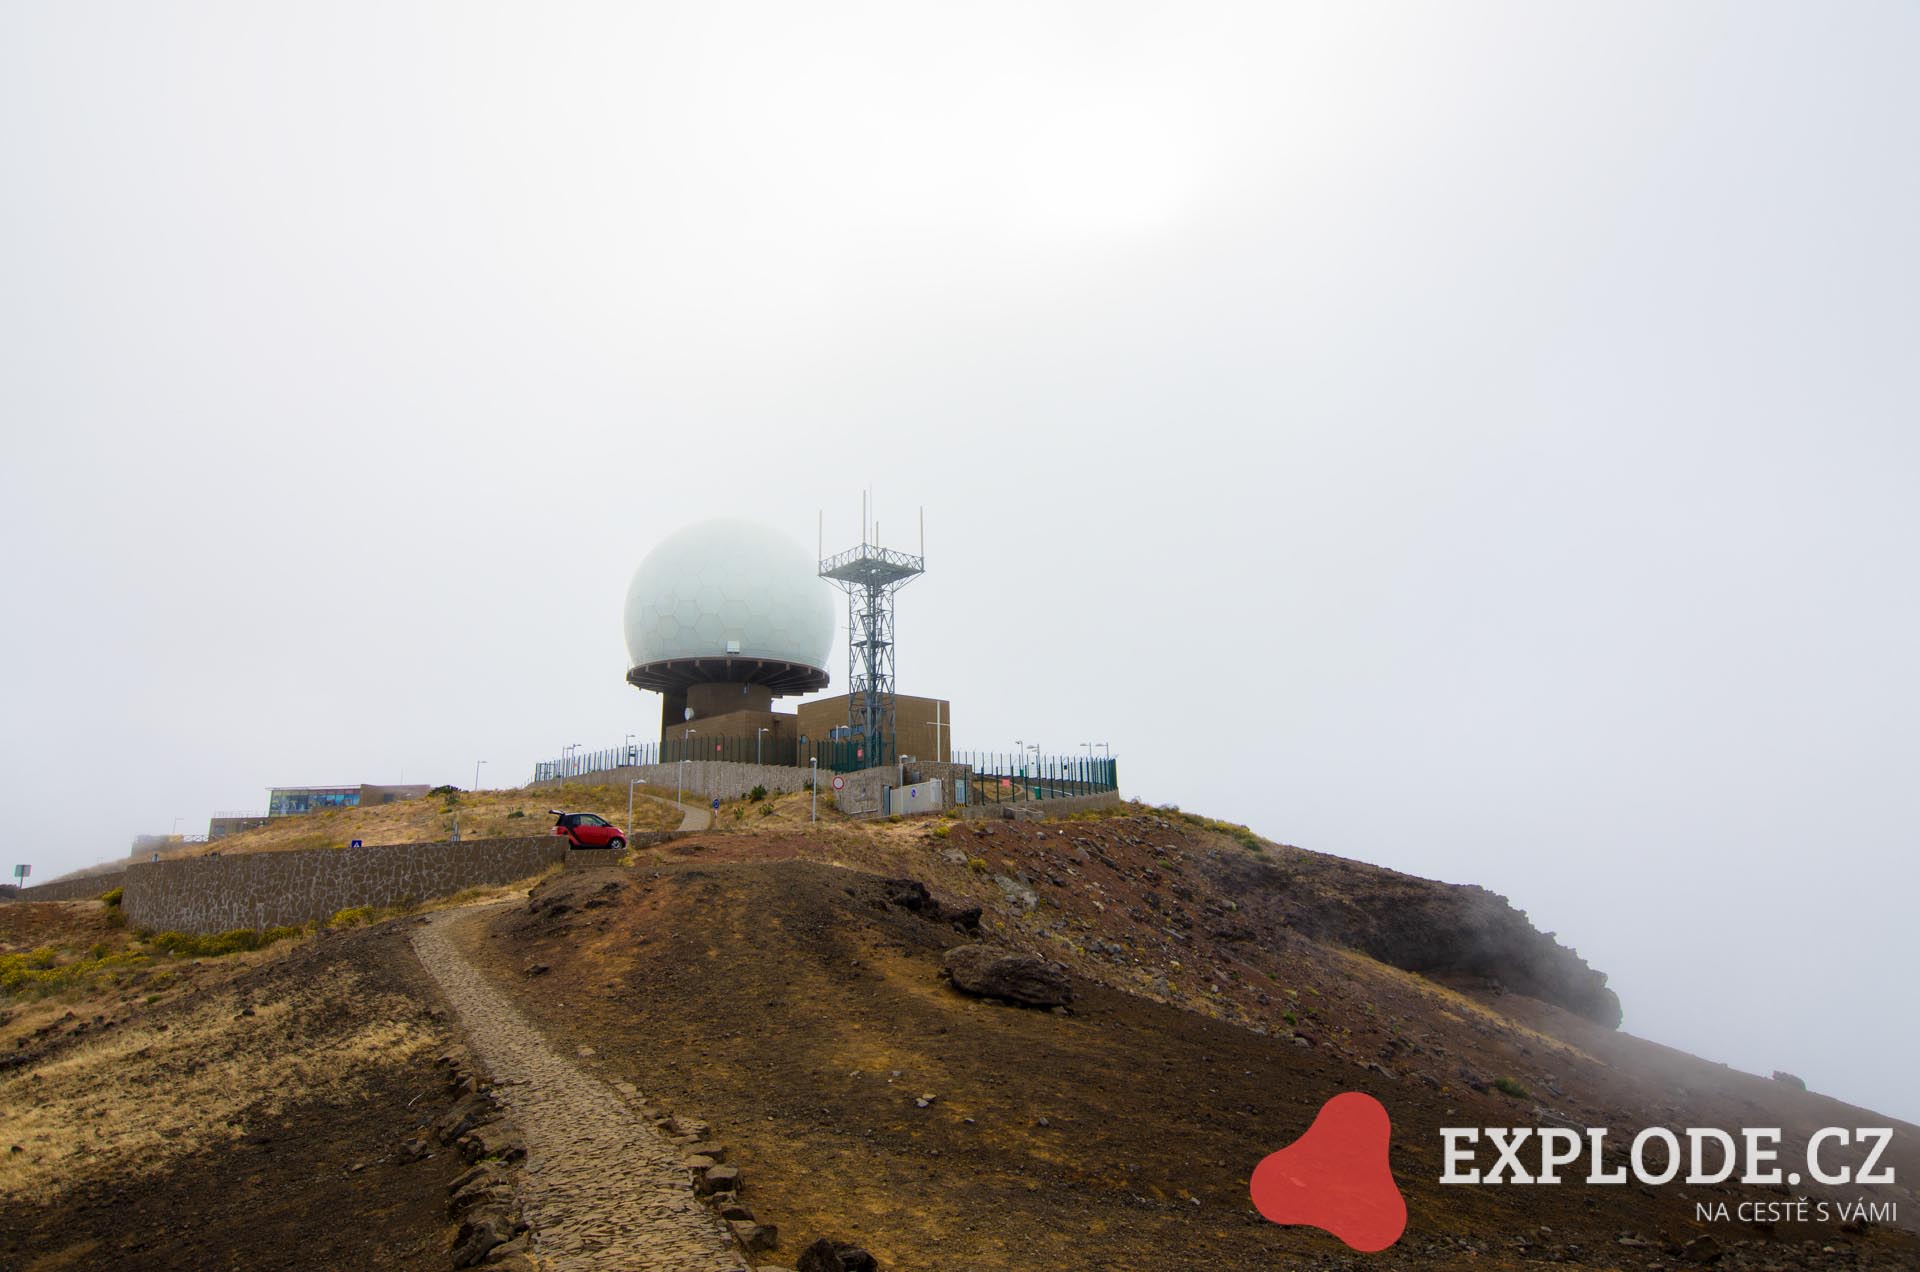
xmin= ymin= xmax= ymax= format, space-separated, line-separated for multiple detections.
xmin=819 ymin=501 xmax=926 ymax=769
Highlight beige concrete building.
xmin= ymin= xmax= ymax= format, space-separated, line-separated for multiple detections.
xmin=795 ymin=693 xmax=952 ymax=764
xmin=653 ymin=689 xmax=953 ymax=768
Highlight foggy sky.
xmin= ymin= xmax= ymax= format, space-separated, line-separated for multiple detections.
xmin=3 ymin=3 xmax=1915 ymax=1122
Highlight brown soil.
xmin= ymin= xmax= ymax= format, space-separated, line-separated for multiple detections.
xmin=0 ymin=899 xmax=137 ymax=957
xmin=460 ymin=816 xmax=1919 ymax=1272
xmin=6 ymin=807 xmax=1913 ymax=1271
xmin=0 ymin=920 xmax=469 ymax=1272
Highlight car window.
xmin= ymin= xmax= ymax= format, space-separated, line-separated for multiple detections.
xmin=579 ymin=814 xmax=608 ymax=827
xmin=560 ymin=814 xmax=579 ymax=827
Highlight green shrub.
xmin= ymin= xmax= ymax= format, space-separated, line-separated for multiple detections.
xmin=0 ymin=944 xmax=151 ymax=997
xmin=748 ymin=785 xmax=768 ymax=802
xmin=329 ymin=906 xmax=377 ymax=929
xmin=429 ymin=784 xmax=460 ymax=796
xmin=506 ymin=809 xmax=525 ymax=819
xmin=967 ymin=857 xmax=988 ymax=874
xmin=147 ymin=926 xmax=306 ymax=958
xmin=1493 ymin=1076 xmax=1530 ymax=1100
xmin=757 ymin=804 xmax=776 ymax=817
xmin=100 ymin=886 xmax=124 ymax=907
xmin=931 ymin=823 xmax=951 ymax=839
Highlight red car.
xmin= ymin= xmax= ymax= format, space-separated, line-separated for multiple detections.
xmin=550 ymin=810 xmax=626 ymax=850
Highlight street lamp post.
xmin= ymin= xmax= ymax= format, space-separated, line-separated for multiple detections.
xmin=627 ymin=777 xmax=647 ymax=839
xmin=809 ymin=757 xmax=818 ymax=823
xmin=475 ymin=759 xmax=487 ymax=792
xmin=677 ymin=729 xmax=695 ymax=806
xmin=756 ymin=727 xmax=769 ymax=766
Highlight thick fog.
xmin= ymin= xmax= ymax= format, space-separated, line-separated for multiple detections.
xmin=2 ymin=4 xmax=1914 ymax=1121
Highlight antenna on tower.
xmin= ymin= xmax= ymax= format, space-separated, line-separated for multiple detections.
xmin=820 ymin=500 xmax=926 ymax=771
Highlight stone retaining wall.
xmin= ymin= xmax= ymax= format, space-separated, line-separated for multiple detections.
xmin=14 ymin=869 xmax=130 ymax=903
xmin=121 ymin=837 xmax=575 ymax=934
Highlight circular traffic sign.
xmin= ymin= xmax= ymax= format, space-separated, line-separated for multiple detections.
xmin=831 ymin=775 xmax=846 ymax=790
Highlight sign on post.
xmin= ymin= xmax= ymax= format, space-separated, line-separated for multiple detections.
xmin=831 ymin=776 xmax=846 ymax=791
xmin=11 ymin=865 xmax=28 ymax=882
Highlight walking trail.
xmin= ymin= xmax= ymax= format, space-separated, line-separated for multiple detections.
xmin=670 ymin=799 xmax=713 ymax=832
xmin=411 ymin=906 xmax=748 ymax=1272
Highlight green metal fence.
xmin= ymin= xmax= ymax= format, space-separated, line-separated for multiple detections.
xmin=536 ymin=733 xmax=894 ymax=781
xmin=951 ymin=750 xmax=1118 ymax=805
xmin=657 ymin=733 xmax=892 ymax=772
xmin=534 ymin=740 xmax=1115 ymax=797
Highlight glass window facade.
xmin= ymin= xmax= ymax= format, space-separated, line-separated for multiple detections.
xmin=268 ymin=787 xmax=361 ymax=816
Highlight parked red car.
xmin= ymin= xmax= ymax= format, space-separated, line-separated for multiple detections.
xmin=550 ymin=810 xmax=626 ymax=850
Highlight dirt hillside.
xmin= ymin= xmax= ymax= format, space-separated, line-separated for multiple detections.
xmin=460 ymin=810 xmax=1917 ymax=1270
xmin=0 ymin=905 xmax=471 ymax=1271
xmin=4 ymin=802 xmax=1911 ymax=1271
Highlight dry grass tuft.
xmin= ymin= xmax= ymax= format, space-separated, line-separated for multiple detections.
xmin=162 ymin=784 xmax=680 ymax=860
xmin=0 ymin=965 xmax=435 ymax=1203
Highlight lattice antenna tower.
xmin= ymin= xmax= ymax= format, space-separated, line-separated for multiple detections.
xmin=818 ymin=495 xmax=925 ymax=765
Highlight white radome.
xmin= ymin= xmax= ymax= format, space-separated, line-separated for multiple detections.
xmin=623 ymin=519 xmax=834 ymax=672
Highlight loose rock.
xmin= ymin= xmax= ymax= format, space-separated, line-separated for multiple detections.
xmin=941 ymin=943 xmax=1073 ymax=1008
xmin=796 ymin=1239 xmax=880 ymax=1272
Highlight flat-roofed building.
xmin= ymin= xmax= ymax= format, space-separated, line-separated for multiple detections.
xmin=795 ymin=692 xmax=952 ymax=765
xmin=267 ymin=783 xmax=431 ymax=816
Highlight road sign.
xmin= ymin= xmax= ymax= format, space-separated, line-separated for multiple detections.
xmin=350 ymin=839 xmax=363 ymax=848
xmin=11 ymin=864 xmax=27 ymax=881
xmin=831 ymin=775 xmax=846 ymax=791
xmin=711 ymin=797 xmax=721 ymax=811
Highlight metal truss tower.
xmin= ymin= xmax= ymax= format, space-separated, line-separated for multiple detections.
xmin=819 ymin=499 xmax=925 ymax=766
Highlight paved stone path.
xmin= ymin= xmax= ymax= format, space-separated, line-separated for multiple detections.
xmin=412 ymin=906 xmax=749 ymax=1272
xmin=668 ymin=798 xmax=713 ymax=832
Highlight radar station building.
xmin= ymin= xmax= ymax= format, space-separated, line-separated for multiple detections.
xmin=539 ymin=507 xmax=1117 ymax=818
xmin=622 ymin=518 xmax=946 ymax=768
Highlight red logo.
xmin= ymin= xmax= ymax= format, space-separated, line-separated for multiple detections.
xmin=1250 ymin=1092 xmax=1407 ymax=1252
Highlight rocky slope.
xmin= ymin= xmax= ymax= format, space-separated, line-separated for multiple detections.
xmin=454 ymin=807 xmax=1916 ymax=1270
xmin=1200 ymin=842 xmax=1621 ymax=1026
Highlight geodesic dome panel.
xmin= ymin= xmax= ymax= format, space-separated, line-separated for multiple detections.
xmin=623 ymin=519 xmax=834 ymax=672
